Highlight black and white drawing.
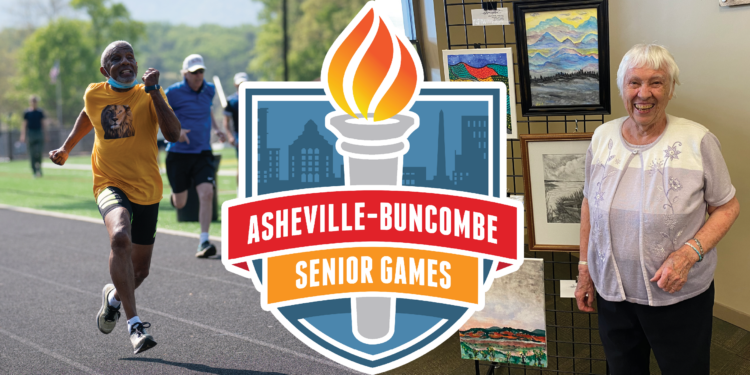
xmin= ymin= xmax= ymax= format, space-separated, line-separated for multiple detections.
xmin=543 ymin=154 xmax=585 ymax=223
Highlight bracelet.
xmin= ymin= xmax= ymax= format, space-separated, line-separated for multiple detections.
xmin=578 ymin=261 xmax=588 ymax=266
xmin=685 ymin=242 xmax=703 ymax=262
xmin=693 ymin=237 xmax=704 ymax=256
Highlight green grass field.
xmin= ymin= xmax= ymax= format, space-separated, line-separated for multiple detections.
xmin=0 ymin=146 xmax=240 ymax=239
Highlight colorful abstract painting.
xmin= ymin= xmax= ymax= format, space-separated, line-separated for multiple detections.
xmin=459 ymin=259 xmax=547 ymax=367
xmin=443 ymin=48 xmax=518 ymax=139
xmin=525 ymin=8 xmax=599 ymax=106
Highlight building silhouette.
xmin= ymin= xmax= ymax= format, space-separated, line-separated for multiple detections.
xmin=453 ymin=115 xmax=489 ymax=194
xmin=287 ymin=120 xmax=340 ymax=189
xmin=402 ymin=167 xmax=427 ymax=186
xmin=257 ymin=108 xmax=280 ymax=184
xmin=433 ymin=110 xmax=451 ymax=185
xmin=256 ymin=107 xmax=487 ymax=196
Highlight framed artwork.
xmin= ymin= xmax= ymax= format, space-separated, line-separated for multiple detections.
xmin=442 ymin=48 xmax=518 ymax=139
xmin=459 ymin=259 xmax=547 ymax=367
xmin=520 ymin=133 xmax=592 ymax=251
xmin=513 ymin=0 xmax=610 ymax=116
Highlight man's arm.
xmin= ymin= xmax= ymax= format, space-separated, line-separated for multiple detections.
xmin=211 ymin=111 xmax=227 ymax=143
xmin=142 ymin=68 xmax=181 ymax=142
xmin=223 ymin=114 xmax=235 ymax=146
xmin=575 ymin=197 xmax=596 ymax=312
xmin=49 ymin=109 xmax=93 ymax=165
xmin=20 ymin=119 xmax=28 ymax=143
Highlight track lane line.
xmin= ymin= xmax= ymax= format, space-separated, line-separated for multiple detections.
xmin=0 ymin=326 xmax=102 ymax=375
xmin=0 ymin=265 xmax=354 ymax=373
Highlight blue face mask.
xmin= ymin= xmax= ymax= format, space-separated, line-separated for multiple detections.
xmin=107 ymin=77 xmax=137 ymax=89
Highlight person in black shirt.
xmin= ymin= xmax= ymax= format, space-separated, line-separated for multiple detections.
xmin=21 ymin=96 xmax=46 ymax=177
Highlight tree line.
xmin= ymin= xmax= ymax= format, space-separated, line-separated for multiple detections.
xmin=530 ymin=69 xmax=600 ymax=84
xmin=1 ymin=0 xmax=365 ymax=130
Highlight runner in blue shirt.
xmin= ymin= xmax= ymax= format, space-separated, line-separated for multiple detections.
xmin=165 ymin=54 xmax=226 ymax=258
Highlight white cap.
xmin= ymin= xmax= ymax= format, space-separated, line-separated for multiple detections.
xmin=234 ymin=72 xmax=249 ymax=85
xmin=182 ymin=54 xmax=206 ymax=72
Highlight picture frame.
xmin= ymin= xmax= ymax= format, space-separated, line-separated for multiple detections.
xmin=442 ymin=48 xmax=518 ymax=139
xmin=513 ymin=0 xmax=610 ymax=116
xmin=520 ymin=133 xmax=592 ymax=251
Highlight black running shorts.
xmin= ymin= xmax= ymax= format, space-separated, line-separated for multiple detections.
xmin=165 ymin=150 xmax=216 ymax=194
xmin=96 ymin=186 xmax=159 ymax=245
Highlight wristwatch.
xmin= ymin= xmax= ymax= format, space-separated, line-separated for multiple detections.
xmin=144 ymin=84 xmax=161 ymax=93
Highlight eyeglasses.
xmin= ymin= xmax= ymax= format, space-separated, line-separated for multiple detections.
xmin=189 ymin=69 xmax=205 ymax=75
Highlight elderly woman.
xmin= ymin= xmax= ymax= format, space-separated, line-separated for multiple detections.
xmin=575 ymin=44 xmax=740 ymax=374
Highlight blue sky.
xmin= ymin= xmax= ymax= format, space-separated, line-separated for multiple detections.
xmin=0 ymin=0 xmax=263 ymax=29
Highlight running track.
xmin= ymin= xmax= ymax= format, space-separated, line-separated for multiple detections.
xmin=0 ymin=207 xmax=473 ymax=374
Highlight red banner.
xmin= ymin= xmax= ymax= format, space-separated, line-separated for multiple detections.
xmin=227 ymin=190 xmax=517 ymax=261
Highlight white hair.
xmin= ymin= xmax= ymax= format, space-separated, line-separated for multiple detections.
xmin=100 ymin=40 xmax=134 ymax=68
xmin=617 ymin=44 xmax=680 ymax=97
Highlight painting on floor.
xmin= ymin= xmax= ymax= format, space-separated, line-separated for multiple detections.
xmin=459 ymin=259 xmax=547 ymax=367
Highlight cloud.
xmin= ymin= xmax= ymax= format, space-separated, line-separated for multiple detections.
xmin=460 ymin=260 xmax=545 ymax=332
xmin=543 ymin=154 xmax=586 ymax=181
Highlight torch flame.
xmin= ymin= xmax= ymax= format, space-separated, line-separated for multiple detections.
xmin=322 ymin=2 xmax=423 ymax=122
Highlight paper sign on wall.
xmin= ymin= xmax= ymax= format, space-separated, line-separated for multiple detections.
xmin=471 ymin=8 xmax=510 ymax=26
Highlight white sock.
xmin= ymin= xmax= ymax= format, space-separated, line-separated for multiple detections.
xmin=127 ymin=316 xmax=142 ymax=333
xmin=200 ymin=232 xmax=209 ymax=243
xmin=108 ymin=289 xmax=121 ymax=308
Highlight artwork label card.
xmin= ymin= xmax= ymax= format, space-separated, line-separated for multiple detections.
xmin=471 ymin=8 xmax=510 ymax=26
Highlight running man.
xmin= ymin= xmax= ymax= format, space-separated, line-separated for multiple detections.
xmin=49 ymin=40 xmax=181 ymax=354
xmin=165 ymin=54 xmax=226 ymax=258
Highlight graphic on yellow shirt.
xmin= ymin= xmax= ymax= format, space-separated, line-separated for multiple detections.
xmin=102 ymin=105 xmax=134 ymax=139
xmin=84 ymin=82 xmax=169 ymax=205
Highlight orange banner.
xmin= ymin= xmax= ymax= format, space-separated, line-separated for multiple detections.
xmin=267 ymin=247 xmax=479 ymax=305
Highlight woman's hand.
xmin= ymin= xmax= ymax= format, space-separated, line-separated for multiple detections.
xmin=650 ymin=246 xmax=699 ymax=293
xmin=575 ymin=266 xmax=596 ymax=312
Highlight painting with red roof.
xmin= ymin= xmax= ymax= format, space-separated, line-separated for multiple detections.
xmin=443 ymin=48 xmax=517 ymax=139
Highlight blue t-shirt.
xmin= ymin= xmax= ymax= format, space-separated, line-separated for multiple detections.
xmin=24 ymin=109 xmax=45 ymax=132
xmin=224 ymin=92 xmax=240 ymax=134
xmin=165 ymin=79 xmax=215 ymax=153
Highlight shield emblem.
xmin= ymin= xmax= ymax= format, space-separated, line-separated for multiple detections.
xmin=221 ymin=3 xmax=523 ymax=373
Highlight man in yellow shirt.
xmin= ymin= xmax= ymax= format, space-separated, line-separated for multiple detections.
xmin=49 ymin=40 xmax=181 ymax=354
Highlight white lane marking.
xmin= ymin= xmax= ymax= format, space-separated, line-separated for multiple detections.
xmin=148 ymin=265 xmax=253 ymax=289
xmin=0 ymin=326 xmax=102 ymax=375
xmin=41 ymin=162 xmax=238 ymax=176
xmin=0 ymin=205 xmax=222 ymax=242
xmin=0 ymin=265 xmax=354 ymax=373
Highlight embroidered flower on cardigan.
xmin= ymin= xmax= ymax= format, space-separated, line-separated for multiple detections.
xmin=649 ymin=141 xmax=684 ymax=258
xmin=590 ymin=138 xmax=617 ymax=263
xmin=668 ymin=177 xmax=682 ymax=192
xmin=664 ymin=143 xmax=681 ymax=161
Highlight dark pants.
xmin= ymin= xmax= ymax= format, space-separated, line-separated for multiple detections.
xmin=597 ymin=282 xmax=714 ymax=375
xmin=27 ymin=131 xmax=43 ymax=176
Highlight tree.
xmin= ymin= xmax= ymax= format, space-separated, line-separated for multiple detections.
xmin=15 ymin=0 xmax=145 ymax=127
xmin=0 ymin=28 xmax=35 ymax=129
xmin=16 ymin=19 xmax=98 ymax=126
xmin=249 ymin=0 xmax=368 ymax=81
xmin=70 ymin=0 xmax=145 ymax=57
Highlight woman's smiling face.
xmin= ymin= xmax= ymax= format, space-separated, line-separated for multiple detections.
xmin=622 ymin=66 xmax=673 ymax=129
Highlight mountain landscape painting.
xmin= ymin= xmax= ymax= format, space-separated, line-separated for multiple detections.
xmin=459 ymin=259 xmax=546 ymax=367
xmin=524 ymin=8 xmax=600 ymax=106
xmin=443 ymin=48 xmax=517 ymax=139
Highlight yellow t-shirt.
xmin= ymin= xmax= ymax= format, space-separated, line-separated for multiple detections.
xmin=84 ymin=82 xmax=170 ymax=205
